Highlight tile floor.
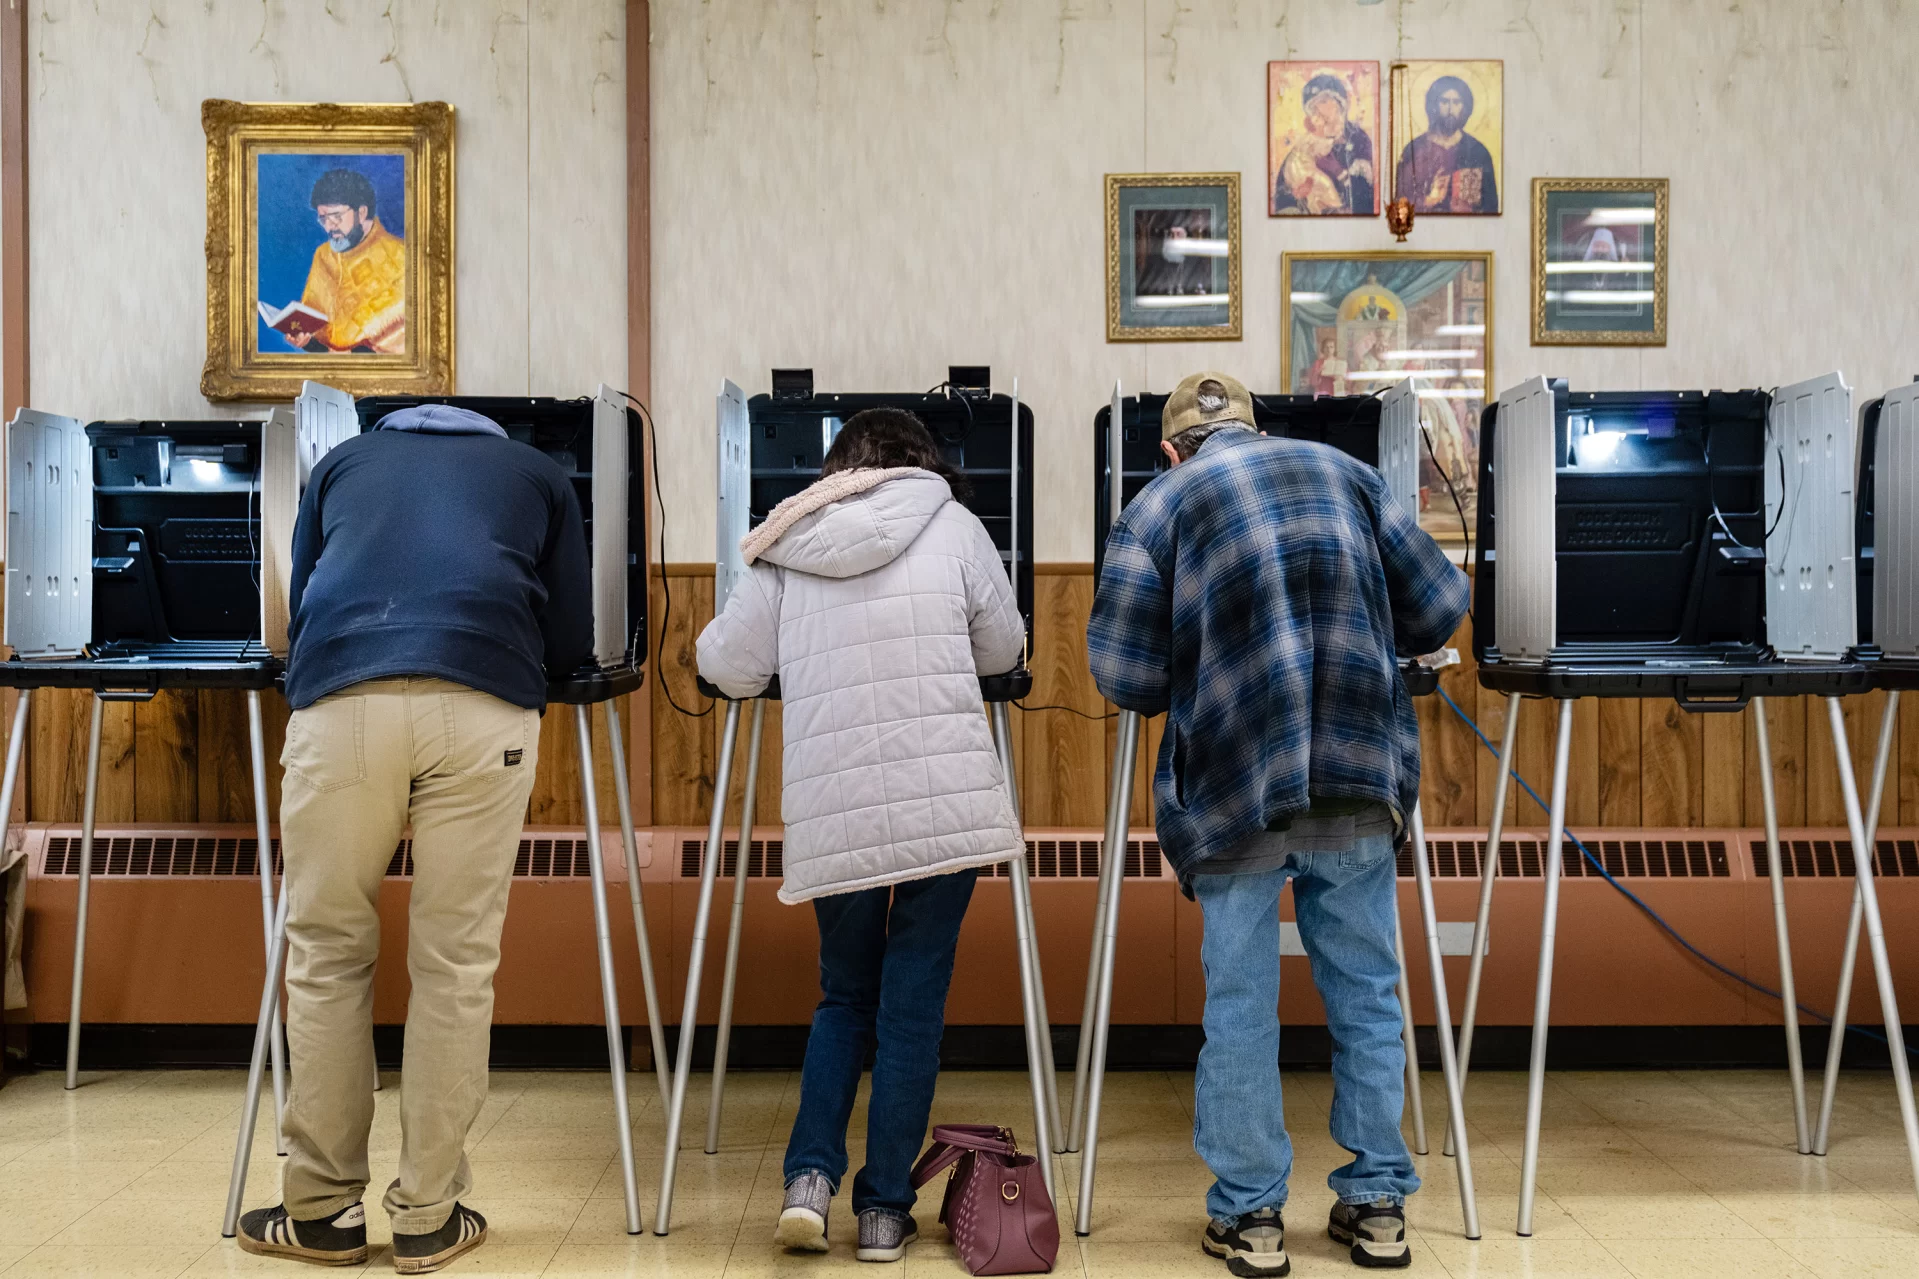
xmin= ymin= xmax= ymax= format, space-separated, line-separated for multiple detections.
xmin=0 ymin=1063 xmax=1915 ymax=1276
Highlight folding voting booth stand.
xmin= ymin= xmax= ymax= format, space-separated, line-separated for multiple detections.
xmin=4 ymin=409 xmax=290 ymax=1137
xmin=1069 ymin=381 xmax=1480 ymax=1240
xmin=221 ymin=382 xmax=664 ymax=1238
xmin=1803 ymin=379 xmax=1919 ymax=1192
xmin=653 ymin=373 xmax=1057 ymax=1234
xmin=1453 ymin=373 xmax=1916 ymax=1235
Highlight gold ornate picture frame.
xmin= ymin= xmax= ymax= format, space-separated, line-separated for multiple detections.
xmin=201 ymin=99 xmax=455 ymax=402
xmin=1531 ymin=177 xmax=1668 ymax=346
xmin=1105 ymin=173 xmax=1242 ymax=342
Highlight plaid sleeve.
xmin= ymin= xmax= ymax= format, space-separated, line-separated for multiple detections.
xmin=1370 ymin=471 xmax=1471 ymax=656
xmin=1088 ymin=517 xmax=1173 ymax=715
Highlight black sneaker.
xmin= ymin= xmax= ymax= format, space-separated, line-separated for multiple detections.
xmin=392 ymin=1203 xmax=488 ymax=1275
xmin=236 ymin=1202 xmax=368 ymax=1267
xmin=1328 ymin=1199 xmax=1411 ymax=1268
xmin=1203 ymin=1206 xmax=1289 ymax=1277
xmin=854 ymin=1210 xmax=918 ymax=1263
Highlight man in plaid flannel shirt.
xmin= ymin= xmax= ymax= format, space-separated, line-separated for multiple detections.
xmin=1088 ymin=372 xmax=1468 ymax=1275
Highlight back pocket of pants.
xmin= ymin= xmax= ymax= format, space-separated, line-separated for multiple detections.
xmin=282 ymin=697 xmax=367 ymax=793
xmin=442 ymin=692 xmax=537 ymax=777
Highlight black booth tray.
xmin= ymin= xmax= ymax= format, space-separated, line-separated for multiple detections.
xmin=1399 ymin=662 xmax=1440 ymax=698
xmin=1863 ymin=655 xmax=1919 ymax=692
xmin=695 ymin=669 xmax=1034 ymax=705
xmin=546 ymin=665 xmax=645 ymax=704
xmin=1476 ymin=656 xmax=1868 ymax=708
xmin=0 ymin=653 xmax=280 ymax=694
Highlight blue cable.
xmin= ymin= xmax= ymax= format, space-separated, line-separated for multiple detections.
xmin=1433 ymin=685 xmax=1916 ymax=1063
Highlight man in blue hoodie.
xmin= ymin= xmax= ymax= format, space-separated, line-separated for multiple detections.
xmin=239 ymin=404 xmax=592 ymax=1275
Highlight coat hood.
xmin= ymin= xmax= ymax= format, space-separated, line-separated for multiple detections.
xmin=372 ymin=404 xmax=507 ymax=438
xmin=744 ymin=468 xmax=952 ymax=579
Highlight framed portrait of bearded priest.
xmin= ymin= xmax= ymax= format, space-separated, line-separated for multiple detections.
xmin=201 ymin=100 xmax=454 ymax=401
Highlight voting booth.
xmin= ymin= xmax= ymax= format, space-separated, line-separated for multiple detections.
xmin=221 ymin=381 xmax=660 ymax=1237
xmin=4 ymin=409 xmax=288 ymax=1113
xmin=654 ymin=369 xmax=1052 ymax=1234
xmin=1070 ymin=380 xmax=1485 ymax=1238
xmin=1464 ymin=371 xmax=1917 ymax=1233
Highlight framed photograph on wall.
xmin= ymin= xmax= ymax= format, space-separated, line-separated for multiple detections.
xmin=1282 ymin=251 xmax=1492 ymax=543
xmin=1105 ymin=173 xmax=1241 ymax=342
xmin=1268 ymin=61 xmax=1380 ymax=216
xmin=1388 ymin=60 xmax=1502 ymax=215
xmin=202 ymin=99 xmax=455 ymax=401
xmin=1532 ymin=178 xmax=1668 ymax=345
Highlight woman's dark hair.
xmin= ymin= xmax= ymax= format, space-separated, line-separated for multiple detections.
xmin=819 ymin=407 xmax=972 ymax=502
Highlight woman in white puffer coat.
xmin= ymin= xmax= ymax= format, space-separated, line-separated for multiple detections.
xmin=696 ymin=408 xmax=1025 ymax=1262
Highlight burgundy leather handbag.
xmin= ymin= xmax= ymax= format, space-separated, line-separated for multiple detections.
xmin=909 ymin=1124 xmax=1059 ymax=1275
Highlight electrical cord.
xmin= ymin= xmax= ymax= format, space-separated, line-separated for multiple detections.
xmin=1015 ymin=700 xmax=1119 ymax=721
xmin=1434 ymin=685 xmax=1918 ymax=1062
xmin=615 ymin=389 xmax=713 ymax=718
xmin=1419 ymin=418 xmax=1472 ymax=560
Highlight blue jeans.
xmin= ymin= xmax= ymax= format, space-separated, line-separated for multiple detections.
xmin=783 ymin=868 xmax=978 ymax=1218
xmin=1191 ymin=839 xmax=1419 ymax=1223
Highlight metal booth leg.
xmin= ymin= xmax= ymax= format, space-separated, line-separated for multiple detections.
xmin=65 ymin=695 xmax=106 ymax=1090
xmin=707 ymin=698 xmax=766 ymax=1154
xmin=991 ymin=700 xmax=1058 ymax=1204
xmin=656 ymin=698 xmax=743 ymax=1235
xmin=1516 ymin=698 xmax=1575 ymax=1237
xmin=224 ymin=884 xmax=292 ymax=1237
xmin=1395 ymin=908 xmax=1428 ymax=1156
xmin=606 ymin=700 xmax=673 ymax=1111
xmin=1410 ymin=800 xmax=1480 ymax=1238
xmin=1752 ymin=698 xmax=1811 ymax=1152
xmin=1068 ymin=707 xmax=1139 ymax=1154
xmin=1075 ymin=708 xmax=1140 ymax=1236
xmin=576 ymin=704 xmax=642 ymax=1234
xmin=1822 ymin=698 xmax=1919 ymax=1198
xmin=246 ymin=691 xmax=290 ymax=1154
xmin=1814 ymin=690 xmax=1899 ymax=1155
xmin=991 ymin=700 xmax=1064 ymax=1151
xmin=1446 ymin=691 xmax=1521 ymax=1158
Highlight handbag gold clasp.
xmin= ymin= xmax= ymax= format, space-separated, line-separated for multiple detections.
xmin=1001 ymin=1182 xmax=1021 ymax=1202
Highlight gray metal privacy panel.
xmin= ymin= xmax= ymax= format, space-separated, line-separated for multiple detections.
xmin=1874 ymin=382 xmax=1919 ymax=658
xmin=715 ymin=379 xmax=750 ymax=612
xmin=1765 ymin=371 xmax=1854 ymax=661
xmin=5 ymin=409 xmax=92 ymax=658
xmin=1492 ymin=377 xmax=1558 ymax=662
xmin=1379 ymin=378 xmax=1420 ymax=517
xmin=592 ymin=385 xmax=630 ymax=667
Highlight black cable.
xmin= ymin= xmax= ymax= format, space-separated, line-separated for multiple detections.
xmin=1014 ymin=700 xmax=1119 ymax=721
xmin=615 ymin=389 xmax=713 ymax=718
xmin=924 ymin=380 xmax=976 ymax=442
xmin=1418 ymin=417 xmax=1472 ymax=559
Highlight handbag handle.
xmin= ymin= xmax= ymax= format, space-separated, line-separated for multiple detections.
xmin=909 ymin=1125 xmax=1017 ymax=1190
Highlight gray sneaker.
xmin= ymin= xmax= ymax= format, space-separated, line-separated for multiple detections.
xmin=775 ymin=1170 xmax=832 ymax=1252
xmin=854 ymin=1210 xmax=918 ymax=1263
xmin=1203 ymin=1206 xmax=1289 ymax=1276
xmin=1328 ymin=1199 xmax=1410 ymax=1268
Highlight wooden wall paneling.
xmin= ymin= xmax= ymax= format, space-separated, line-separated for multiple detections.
xmin=195 ymin=691 xmax=251 ymax=823
xmin=1022 ymin=573 xmax=1103 ymax=827
xmin=1700 ymin=705 xmax=1746 ymax=827
xmin=1422 ymin=631 xmax=1480 ymax=828
xmin=722 ymin=693 xmax=782 ymax=831
xmin=1749 ymin=695 xmax=1807 ymax=828
xmin=649 ymin=570 xmax=716 ymax=826
xmin=527 ymin=699 xmax=584 ymax=826
xmin=1130 ymin=710 xmax=1163 ymax=828
xmin=1474 ymin=686 xmax=1518 ymax=829
xmin=1901 ymin=691 xmax=1919 ymax=826
xmin=1640 ymin=698 xmax=1704 ymax=826
xmin=1510 ymin=693 xmax=1559 ymax=826
xmin=1803 ymin=692 xmax=1845 ymax=828
xmin=1840 ymin=690 xmax=1896 ymax=826
xmin=31 ymin=692 xmax=133 ymax=823
xmin=263 ymin=693 xmax=289 ymax=817
xmin=133 ymin=691 xmax=197 ymax=822
xmin=1567 ymin=699 xmax=1600 ymax=826
xmin=1597 ymin=699 xmax=1642 ymax=826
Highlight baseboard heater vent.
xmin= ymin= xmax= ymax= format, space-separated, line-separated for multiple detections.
xmin=676 ymin=836 xmax=1167 ymax=880
xmin=1752 ymin=838 xmax=1919 ymax=878
xmin=39 ymin=830 xmax=602 ymax=880
xmin=1396 ymin=835 xmax=1730 ymax=880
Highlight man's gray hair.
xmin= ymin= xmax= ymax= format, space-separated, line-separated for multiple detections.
xmin=1168 ymin=419 xmax=1256 ymax=462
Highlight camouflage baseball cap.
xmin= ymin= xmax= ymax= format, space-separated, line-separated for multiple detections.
xmin=1163 ymin=372 xmax=1255 ymax=441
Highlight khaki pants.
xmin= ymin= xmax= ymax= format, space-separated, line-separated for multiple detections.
xmin=279 ymin=677 xmax=540 ymax=1232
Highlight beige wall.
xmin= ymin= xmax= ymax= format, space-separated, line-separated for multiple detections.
xmin=651 ymin=0 xmax=1919 ymax=562
xmin=27 ymin=0 xmax=627 ymax=420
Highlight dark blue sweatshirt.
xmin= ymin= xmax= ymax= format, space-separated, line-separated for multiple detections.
xmin=285 ymin=406 xmax=594 ymax=710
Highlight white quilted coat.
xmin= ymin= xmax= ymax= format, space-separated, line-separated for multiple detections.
xmin=696 ymin=469 xmax=1026 ymax=903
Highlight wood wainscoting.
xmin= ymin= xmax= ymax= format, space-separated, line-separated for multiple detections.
xmin=9 ymin=563 xmax=1912 ymax=833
